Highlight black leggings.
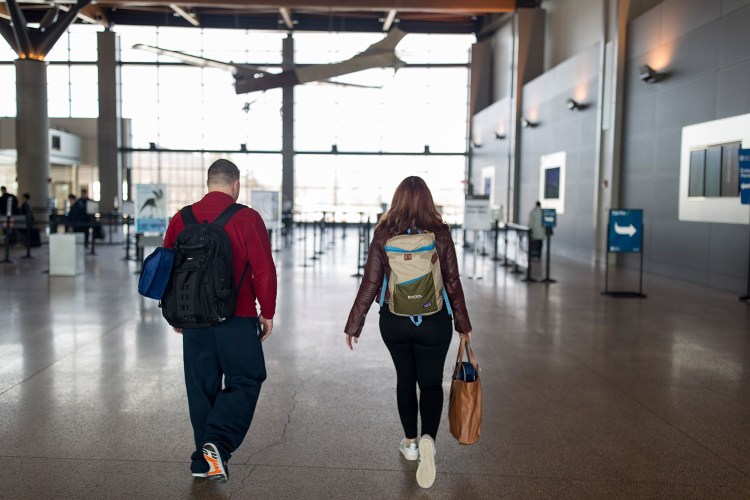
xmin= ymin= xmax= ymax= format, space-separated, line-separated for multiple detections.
xmin=379 ymin=308 xmax=453 ymax=441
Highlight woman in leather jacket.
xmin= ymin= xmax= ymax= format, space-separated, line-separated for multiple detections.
xmin=344 ymin=176 xmax=472 ymax=489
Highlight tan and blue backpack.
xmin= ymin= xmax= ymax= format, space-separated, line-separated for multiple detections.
xmin=379 ymin=230 xmax=453 ymax=326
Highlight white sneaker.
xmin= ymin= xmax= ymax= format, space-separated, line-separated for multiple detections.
xmin=416 ymin=435 xmax=436 ymax=488
xmin=399 ymin=438 xmax=419 ymax=461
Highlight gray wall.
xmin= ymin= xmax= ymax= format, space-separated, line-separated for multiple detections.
xmin=542 ymin=0 xmax=604 ymax=70
xmin=519 ymin=45 xmax=601 ymax=261
xmin=621 ymin=0 xmax=750 ymax=292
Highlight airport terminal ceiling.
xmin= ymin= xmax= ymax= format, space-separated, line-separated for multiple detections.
xmin=1 ymin=0 xmax=537 ymax=34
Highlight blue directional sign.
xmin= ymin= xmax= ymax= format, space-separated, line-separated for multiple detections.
xmin=740 ymin=149 xmax=750 ymax=205
xmin=608 ymin=209 xmax=643 ymax=253
xmin=542 ymin=208 xmax=557 ymax=228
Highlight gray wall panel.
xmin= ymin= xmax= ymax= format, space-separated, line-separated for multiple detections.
xmin=649 ymin=219 xmax=711 ymax=270
xmin=652 ymin=130 xmax=681 ymax=176
xmin=542 ymin=0 xmax=604 ymax=71
xmin=722 ymin=0 xmax=750 ymax=15
xmin=708 ymin=224 xmax=750 ymax=278
xmin=647 ymin=176 xmax=680 ymax=220
xmin=627 ymin=4 xmax=662 ymax=60
xmin=717 ymin=60 xmax=750 ymax=118
xmin=719 ymin=5 xmax=750 ymax=67
xmin=655 ymin=74 xmax=719 ymax=131
xmin=519 ymin=45 xmax=600 ymax=261
xmin=623 ymin=136 xmax=655 ymax=177
xmin=660 ymin=0 xmax=722 ymax=44
xmin=659 ymin=21 xmax=720 ymax=80
xmin=623 ymin=92 xmax=658 ymax=140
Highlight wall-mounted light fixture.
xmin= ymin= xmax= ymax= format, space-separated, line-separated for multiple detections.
xmin=494 ymin=132 xmax=506 ymax=140
xmin=521 ymin=117 xmax=537 ymax=128
xmin=639 ymin=64 xmax=663 ymax=83
xmin=566 ymin=98 xmax=587 ymax=112
xmin=471 ymin=141 xmax=483 ymax=149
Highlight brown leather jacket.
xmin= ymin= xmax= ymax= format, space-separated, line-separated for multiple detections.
xmin=344 ymin=224 xmax=472 ymax=337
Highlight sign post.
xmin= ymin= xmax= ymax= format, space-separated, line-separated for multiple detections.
xmin=603 ymin=209 xmax=646 ymax=298
xmin=739 ymin=149 xmax=750 ymax=301
xmin=541 ymin=209 xmax=557 ymax=283
xmin=464 ymin=195 xmax=491 ymax=279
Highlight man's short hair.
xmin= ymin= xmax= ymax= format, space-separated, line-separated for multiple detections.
xmin=207 ymin=159 xmax=240 ymax=186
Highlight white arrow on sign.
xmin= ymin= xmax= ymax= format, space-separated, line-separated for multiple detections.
xmin=741 ymin=182 xmax=750 ymax=190
xmin=614 ymin=222 xmax=637 ymax=237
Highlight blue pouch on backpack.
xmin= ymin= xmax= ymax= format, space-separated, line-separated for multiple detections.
xmin=138 ymin=247 xmax=175 ymax=300
xmin=453 ymin=361 xmax=478 ymax=382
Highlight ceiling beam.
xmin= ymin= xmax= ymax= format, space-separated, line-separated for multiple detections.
xmin=96 ymin=0 xmax=516 ymax=14
xmin=382 ymin=9 xmax=396 ymax=31
xmin=279 ymin=7 xmax=294 ymax=30
xmin=169 ymin=3 xmax=200 ymax=26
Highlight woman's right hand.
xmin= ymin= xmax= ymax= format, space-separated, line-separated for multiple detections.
xmin=345 ymin=334 xmax=358 ymax=351
xmin=460 ymin=331 xmax=472 ymax=341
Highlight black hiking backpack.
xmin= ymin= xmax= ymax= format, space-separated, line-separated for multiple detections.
xmin=161 ymin=203 xmax=248 ymax=329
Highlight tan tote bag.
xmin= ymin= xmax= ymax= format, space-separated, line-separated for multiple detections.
xmin=449 ymin=336 xmax=482 ymax=445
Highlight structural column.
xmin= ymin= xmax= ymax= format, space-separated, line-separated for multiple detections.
xmin=15 ymin=59 xmax=50 ymax=218
xmin=97 ymin=30 xmax=122 ymax=213
xmin=281 ymin=34 xmax=295 ymax=214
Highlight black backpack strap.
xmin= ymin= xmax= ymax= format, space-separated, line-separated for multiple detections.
xmin=180 ymin=205 xmax=199 ymax=226
xmin=212 ymin=203 xmax=251 ymax=292
xmin=212 ymin=203 xmax=245 ymax=228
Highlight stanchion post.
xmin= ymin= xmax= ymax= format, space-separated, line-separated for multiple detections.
xmin=540 ymin=228 xmax=556 ymax=283
xmin=491 ymin=219 xmax=501 ymax=261
xmin=22 ymin=211 xmax=33 ymax=259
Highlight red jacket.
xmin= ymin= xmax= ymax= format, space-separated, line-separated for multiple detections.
xmin=163 ymin=191 xmax=277 ymax=319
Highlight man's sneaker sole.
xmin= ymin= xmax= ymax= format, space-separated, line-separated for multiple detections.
xmin=202 ymin=443 xmax=228 ymax=482
xmin=416 ymin=436 xmax=436 ymax=488
xmin=191 ymin=472 xmax=208 ymax=478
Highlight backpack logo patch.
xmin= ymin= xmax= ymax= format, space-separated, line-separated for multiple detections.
xmin=404 ymin=254 xmax=412 ymax=260
xmin=423 ymin=301 xmax=433 ymax=308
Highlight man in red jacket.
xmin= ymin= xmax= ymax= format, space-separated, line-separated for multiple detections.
xmin=163 ymin=159 xmax=277 ymax=482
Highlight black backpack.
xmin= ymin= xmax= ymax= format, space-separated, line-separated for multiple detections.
xmin=161 ymin=203 xmax=248 ymax=329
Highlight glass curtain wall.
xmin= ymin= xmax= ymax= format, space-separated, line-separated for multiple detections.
xmin=0 ymin=25 xmax=472 ymax=218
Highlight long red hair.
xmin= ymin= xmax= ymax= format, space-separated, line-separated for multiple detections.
xmin=376 ymin=176 xmax=445 ymax=235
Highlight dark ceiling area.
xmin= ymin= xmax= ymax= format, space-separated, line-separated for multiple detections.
xmin=2 ymin=1 xmax=542 ymax=35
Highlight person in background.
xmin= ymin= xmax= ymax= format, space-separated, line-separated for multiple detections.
xmin=0 ymin=186 xmax=18 ymax=216
xmin=528 ymin=201 xmax=545 ymax=260
xmin=344 ymin=176 xmax=473 ymax=490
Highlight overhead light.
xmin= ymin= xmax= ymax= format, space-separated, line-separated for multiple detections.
xmin=566 ymin=98 xmax=586 ymax=111
xmin=639 ymin=64 xmax=662 ymax=83
xmin=494 ymin=132 xmax=506 ymax=140
xmin=521 ymin=118 xmax=537 ymax=128
xmin=471 ymin=141 xmax=483 ymax=149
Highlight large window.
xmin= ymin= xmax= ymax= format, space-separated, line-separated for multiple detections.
xmin=295 ymin=155 xmax=465 ymax=224
xmin=1 ymin=25 xmax=472 ymax=217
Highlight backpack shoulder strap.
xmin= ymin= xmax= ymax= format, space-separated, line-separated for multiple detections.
xmin=212 ymin=203 xmax=246 ymax=228
xmin=180 ymin=205 xmax=198 ymax=226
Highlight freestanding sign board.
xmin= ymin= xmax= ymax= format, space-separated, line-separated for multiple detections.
xmin=607 ymin=209 xmax=643 ymax=253
xmin=134 ymin=184 xmax=168 ymax=235
xmin=542 ymin=208 xmax=557 ymax=228
xmin=740 ymin=149 xmax=750 ymax=206
xmin=739 ymin=149 xmax=750 ymax=301
xmin=604 ymin=208 xmax=646 ymax=298
xmin=464 ymin=195 xmax=491 ymax=231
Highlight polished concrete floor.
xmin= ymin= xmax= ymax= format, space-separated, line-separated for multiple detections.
xmin=1 ymin=229 xmax=750 ymax=499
